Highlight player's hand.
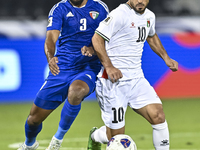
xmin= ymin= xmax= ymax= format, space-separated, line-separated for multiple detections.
xmin=81 ymin=46 xmax=96 ymax=57
xmin=106 ymin=66 xmax=123 ymax=83
xmin=48 ymin=57 xmax=60 ymax=76
xmin=165 ymin=58 xmax=178 ymax=72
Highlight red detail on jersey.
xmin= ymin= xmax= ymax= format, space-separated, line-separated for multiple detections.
xmin=89 ymin=13 xmax=93 ymax=18
xmin=102 ymin=69 xmax=108 ymax=79
xmin=154 ymin=66 xmax=200 ymax=98
xmin=147 ymin=20 xmax=150 ymax=27
xmin=130 ymin=22 xmax=135 ymax=28
xmin=173 ymin=32 xmax=200 ymax=48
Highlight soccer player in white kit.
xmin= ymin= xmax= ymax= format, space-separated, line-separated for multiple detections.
xmin=86 ymin=0 xmax=179 ymax=150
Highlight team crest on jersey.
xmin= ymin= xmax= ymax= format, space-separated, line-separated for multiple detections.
xmin=147 ymin=19 xmax=150 ymax=27
xmin=89 ymin=11 xmax=99 ymax=19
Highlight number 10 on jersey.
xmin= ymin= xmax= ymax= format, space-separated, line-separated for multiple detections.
xmin=112 ymin=107 xmax=124 ymax=123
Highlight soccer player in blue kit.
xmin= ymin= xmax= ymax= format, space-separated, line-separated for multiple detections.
xmin=18 ymin=0 xmax=108 ymax=150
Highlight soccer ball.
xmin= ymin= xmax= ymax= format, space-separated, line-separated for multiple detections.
xmin=106 ymin=134 xmax=137 ymax=150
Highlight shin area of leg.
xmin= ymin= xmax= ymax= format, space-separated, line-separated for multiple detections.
xmin=152 ymin=121 xmax=169 ymax=150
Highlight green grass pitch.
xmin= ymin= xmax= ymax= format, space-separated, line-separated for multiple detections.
xmin=0 ymin=98 xmax=200 ymax=150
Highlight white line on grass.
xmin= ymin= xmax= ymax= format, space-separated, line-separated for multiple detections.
xmin=8 ymin=143 xmax=200 ymax=150
xmin=8 ymin=143 xmax=86 ymax=150
xmin=8 ymin=136 xmax=200 ymax=150
xmin=8 ymin=138 xmax=88 ymax=149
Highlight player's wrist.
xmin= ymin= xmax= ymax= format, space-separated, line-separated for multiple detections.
xmin=104 ymin=64 xmax=115 ymax=70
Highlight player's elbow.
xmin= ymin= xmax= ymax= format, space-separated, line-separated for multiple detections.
xmin=92 ymin=33 xmax=99 ymax=44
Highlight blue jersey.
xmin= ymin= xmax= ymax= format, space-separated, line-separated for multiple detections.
xmin=47 ymin=0 xmax=109 ymax=71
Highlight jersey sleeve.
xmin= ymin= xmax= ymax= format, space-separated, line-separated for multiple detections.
xmin=46 ymin=3 xmax=63 ymax=31
xmin=148 ymin=14 xmax=156 ymax=37
xmin=95 ymin=9 xmax=124 ymax=42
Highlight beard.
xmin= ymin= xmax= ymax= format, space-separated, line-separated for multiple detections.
xmin=133 ymin=7 xmax=146 ymax=14
xmin=132 ymin=3 xmax=148 ymax=14
xmin=70 ymin=0 xmax=84 ymax=6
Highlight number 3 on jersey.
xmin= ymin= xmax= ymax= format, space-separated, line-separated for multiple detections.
xmin=80 ymin=18 xmax=87 ymax=31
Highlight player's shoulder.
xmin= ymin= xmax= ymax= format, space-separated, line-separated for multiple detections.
xmin=109 ymin=4 xmax=128 ymax=19
xmin=52 ymin=0 xmax=68 ymax=7
xmin=57 ymin=0 xmax=71 ymax=9
xmin=103 ymin=4 xmax=127 ymax=27
xmin=111 ymin=4 xmax=130 ymax=15
xmin=49 ymin=0 xmax=67 ymax=12
xmin=48 ymin=0 xmax=72 ymax=16
xmin=92 ymin=0 xmax=109 ymax=13
xmin=145 ymin=8 xmax=156 ymax=18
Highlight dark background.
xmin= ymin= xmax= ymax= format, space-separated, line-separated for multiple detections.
xmin=0 ymin=0 xmax=200 ymax=20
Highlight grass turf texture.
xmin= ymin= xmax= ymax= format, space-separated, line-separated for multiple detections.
xmin=0 ymin=98 xmax=200 ymax=150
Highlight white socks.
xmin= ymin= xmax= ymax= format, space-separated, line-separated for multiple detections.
xmin=92 ymin=121 xmax=169 ymax=150
xmin=152 ymin=121 xmax=169 ymax=150
xmin=91 ymin=126 xmax=109 ymax=144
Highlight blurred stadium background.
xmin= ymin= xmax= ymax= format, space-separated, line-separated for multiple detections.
xmin=0 ymin=0 xmax=200 ymax=149
xmin=0 ymin=0 xmax=200 ymax=102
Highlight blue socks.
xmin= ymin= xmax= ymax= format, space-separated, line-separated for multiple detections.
xmin=25 ymin=120 xmax=42 ymax=146
xmin=54 ymin=126 xmax=69 ymax=140
xmin=54 ymin=100 xmax=81 ymax=140
xmin=24 ymin=100 xmax=81 ymax=144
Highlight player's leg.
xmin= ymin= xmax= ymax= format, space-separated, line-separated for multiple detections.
xmin=88 ymin=126 xmax=108 ymax=150
xmin=46 ymin=80 xmax=90 ymax=150
xmin=134 ymin=103 xmax=165 ymax=124
xmin=90 ymin=125 xmax=124 ymax=144
xmin=25 ymin=104 xmax=54 ymax=145
xmin=18 ymin=102 xmax=55 ymax=150
xmin=130 ymin=78 xmax=169 ymax=150
xmin=54 ymin=80 xmax=89 ymax=140
xmin=88 ymin=78 xmax=129 ymax=150
xmin=134 ymin=104 xmax=169 ymax=150
xmin=51 ymin=71 xmax=98 ymax=147
xmin=20 ymin=70 xmax=68 ymax=150
xmin=106 ymin=126 xmax=125 ymax=140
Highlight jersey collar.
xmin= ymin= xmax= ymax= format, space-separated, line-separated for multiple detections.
xmin=125 ymin=3 xmax=147 ymax=16
xmin=125 ymin=3 xmax=132 ymax=10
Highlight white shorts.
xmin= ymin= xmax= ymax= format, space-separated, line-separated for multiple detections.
xmin=95 ymin=77 xmax=162 ymax=129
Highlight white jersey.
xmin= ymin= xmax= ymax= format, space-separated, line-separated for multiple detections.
xmin=96 ymin=3 xmax=156 ymax=80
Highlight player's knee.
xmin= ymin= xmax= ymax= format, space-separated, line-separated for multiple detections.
xmin=151 ymin=110 xmax=165 ymax=124
xmin=68 ymin=85 xmax=88 ymax=105
xmin=27 ymin=115 xmax=42 ymax=126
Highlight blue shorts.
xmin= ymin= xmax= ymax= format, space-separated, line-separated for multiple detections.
xmin=34 ymin=69 xmax=98 ymax=110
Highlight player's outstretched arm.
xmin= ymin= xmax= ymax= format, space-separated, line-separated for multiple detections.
xmin=44 ymin=30 xmax=60 ymax=76
xmin=92 ymin=33 xmax=123 ymax=82
xmin=147 ymin=33 xmax=178 ymax=72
